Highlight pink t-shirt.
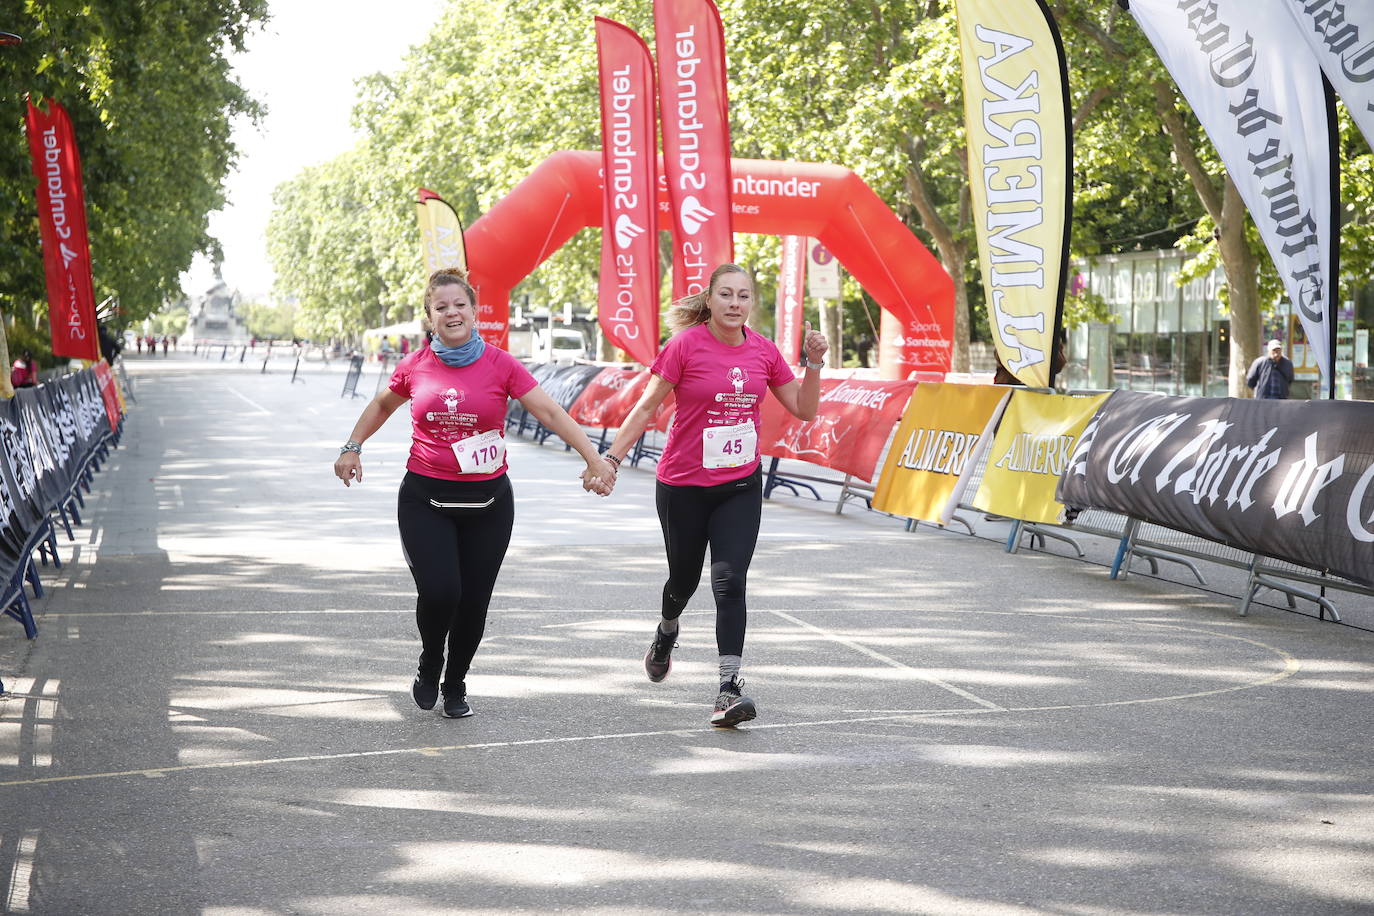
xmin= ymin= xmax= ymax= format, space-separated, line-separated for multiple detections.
xmin=651 ymin=323 xmax=795 ymax=487
xmin=388 ymin=345 xmax=538 ymax=480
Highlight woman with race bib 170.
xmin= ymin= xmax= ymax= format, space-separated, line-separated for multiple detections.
xmin=335 ymin=268 xmax=615 ymax=719
xmin=591 ymin=263 xmax=828 ymax=727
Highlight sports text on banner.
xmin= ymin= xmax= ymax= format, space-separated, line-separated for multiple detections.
xmin=1129 ymin=0 xmax=1339 ymax=393
xmin=25 ymin=97 xmax=100 ymax=362
xmin=955 ymin=0 xmax=1072 ymax=389
xmin=596 ymin=18 xmax=661 ymax=368
xmin=655 ymin=0 xmax=734 ymax=301
xmin=872 ymin=382 xmax=1010 ymax=525
xmin=971 ymin=389 xmax=1108 ymax=524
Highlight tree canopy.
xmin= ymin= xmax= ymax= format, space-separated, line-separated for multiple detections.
xmin=1 ymin=0 xmax=269 ymax=332
xmin=254 ymin=1 xmax=1368 ymax=383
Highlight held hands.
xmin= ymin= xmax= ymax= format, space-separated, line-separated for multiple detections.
xmin=334 ymin=452 xmax=362 ymax=487
xmin=581 ymin=455 xmax=616 ymax=497
xmin=802 ymin=321 xmax=829 ymax=366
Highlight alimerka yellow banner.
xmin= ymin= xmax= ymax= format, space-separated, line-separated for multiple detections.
xmin=971 ymin=390 xmax=1108 ymax=524
xmin=416 ymin=188 xmax=467 ymax=274
xmin=955 ymin=0 xmax=1071 ymax=388
xmin=872 ymin=383 xmax=1009 ymax=525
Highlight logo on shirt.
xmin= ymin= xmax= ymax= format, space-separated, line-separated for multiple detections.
xmin=726 ymin=366 xmax=748 ymax=394
xmin=426 ymin=387 xmax=466 ymax=421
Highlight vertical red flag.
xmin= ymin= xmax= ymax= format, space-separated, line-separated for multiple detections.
xmin=25 ymin=98 xmax=99 ymax=362
xmin=654 ymin=0 xmax=733 ymax=301
xmin=775 ymin=235 xmax=806 ymax=365
xmin=596 ymin=18 xmax=661 ymax=367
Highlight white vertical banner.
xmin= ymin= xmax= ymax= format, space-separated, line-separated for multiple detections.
xmin=775 ymin=235 xmax=806 ymax=365
xmin=1283 ymin=1 xmax=1374 ymax=150
xmin=1129 ymin=0 xmax=1339 ymax=392
xmin=807 ymin=238 xmax=840 ymax=299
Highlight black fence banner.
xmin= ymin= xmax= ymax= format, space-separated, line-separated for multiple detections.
xmin=1059 ymin=390 xmax=1374 ymax=586
xmin=14 ymin=389 xmax=67 ymax=513
xmin=539 ymin=364 xmax=604 ymax=411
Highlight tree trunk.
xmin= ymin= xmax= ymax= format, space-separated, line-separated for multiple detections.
xmin=1217 ymin=178 xmax=1262 ymax=397
xmin=0 ymin=313 xmax=14 ymax=399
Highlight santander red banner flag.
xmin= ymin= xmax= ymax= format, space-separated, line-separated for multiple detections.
xmin=759 ymin=376 xmax=917 ymax=482
xmin=25 ymin=98 xmax=100 ymax=362
xmin=775 ymin=235 xmax=806 ymax=365
xmin=596 ymin=18 xmax=661 ymax=367
xmin=654 ymin=0 xmax=734 ymax=301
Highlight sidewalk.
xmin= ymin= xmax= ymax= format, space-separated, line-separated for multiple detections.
xmin=0 ymin=353 xmax=1372 ymax=915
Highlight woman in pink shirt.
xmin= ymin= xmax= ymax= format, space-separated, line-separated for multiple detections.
xmin=334 ymin=269 xmax=615 ymax=719
xmin=597 ymin=263 xmax=829 ymax=727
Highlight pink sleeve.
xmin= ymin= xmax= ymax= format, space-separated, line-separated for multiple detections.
xmin=650 ymin=334 xmax=685 ymax=385
xmin=766 ymin=339 xmax=796 ymax=387
xmin=388 ymin=352 xmax=414 ymax=397
xmin=506 ymin=353 xmax=538 ymax=399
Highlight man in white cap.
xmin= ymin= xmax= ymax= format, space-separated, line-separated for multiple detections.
xmin=1246 ymin=338 xmax=1295 ymax=399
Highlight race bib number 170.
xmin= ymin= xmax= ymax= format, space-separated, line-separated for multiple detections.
xmin=452 ymin=429 xmax=506 ymax=475
xmin=702 ymin=421 xmax=757 ymax=469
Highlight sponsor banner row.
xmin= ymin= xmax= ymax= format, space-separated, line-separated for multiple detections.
xmin=0 ymin=367 xmax=118 ymax=585
xmin=1059 ymin=389 xmax=1374 ymax=588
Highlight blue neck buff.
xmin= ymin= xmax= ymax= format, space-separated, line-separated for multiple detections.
xmin=431 ymin=333 xmax=486 ymax=368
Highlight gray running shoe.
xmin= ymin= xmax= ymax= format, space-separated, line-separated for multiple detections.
xmin=710 ymin=678 xmax=756 ymax=728
xmin=644 ymin=624 xmax=677 ymax=683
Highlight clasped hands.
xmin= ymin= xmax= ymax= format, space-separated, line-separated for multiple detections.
xmin=581 ymin=456 xmax=616 ymax=496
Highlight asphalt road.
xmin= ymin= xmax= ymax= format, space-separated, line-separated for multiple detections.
xmin=0 ymin=350 xmax=1370 ymax=915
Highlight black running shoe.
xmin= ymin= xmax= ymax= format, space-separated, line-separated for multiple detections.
xmin=411 ymin=672 xmax=439 ymax=710
xmin=441 ymin=683 xmax=473 ymax=719
xmin=644 ymin=624 xmax=677 ymax=683
xmin=710 ymin=678 xmax=756 ymax=728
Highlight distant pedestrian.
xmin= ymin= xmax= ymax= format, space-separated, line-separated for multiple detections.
xmin=333 ymin=268 xmax=616 ymax=719
xmin=136 ymin=337 xmax=143 ymax=355
xmin=162 ymin=336 xmax=169 ymax=356
xmin=1247 ymin=339 xmax=1294 ymax=400
xmin=11 ymin=351 xmax=36 ymax=389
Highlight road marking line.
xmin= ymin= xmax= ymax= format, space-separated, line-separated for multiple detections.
xmin=225 ymin=386 xmax=271 ymax=415
xmin=766 ymin=609 xmax=1006 ymax=711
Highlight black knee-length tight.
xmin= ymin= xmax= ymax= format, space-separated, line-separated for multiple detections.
xmin=655 ymin=468 xmax=762 ymax=657
xmin=397 ymin=471 xmax=514 ymax=690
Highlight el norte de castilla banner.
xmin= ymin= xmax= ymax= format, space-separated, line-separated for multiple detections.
xmin=956 ymin=0 xmax=1072 ymax=389
xmin=1129 ymin=0 xmax=1339 ymax=391
xmin=1057 ymin=390 xmax=1374 ymax=588
xmin=1283 ymin=0 xmax=1374 ymax=152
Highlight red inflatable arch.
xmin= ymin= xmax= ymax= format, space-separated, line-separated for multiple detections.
xmin=465 ymin=149 xmax=953 ymax=376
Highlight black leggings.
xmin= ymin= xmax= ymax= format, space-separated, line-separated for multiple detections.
xmin=397 ymin=471 xmax=514 ymax=689
xmin=655 ymin=468 xmax=762 ymax=657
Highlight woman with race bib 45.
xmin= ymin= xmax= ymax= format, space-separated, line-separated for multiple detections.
xmin=335 ymin=268 xmax=615 ymax=719
xmin=593 ymin=263 xmax=828 ymax=727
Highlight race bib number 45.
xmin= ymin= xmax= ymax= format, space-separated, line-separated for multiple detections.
xmin=702 ymin=421 xmax=757 ymax=469
xmin=452 ymin=429 xmax=506 ymax=475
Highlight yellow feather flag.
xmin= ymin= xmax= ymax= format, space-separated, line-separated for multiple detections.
xmin=416 ymin=188 xmax=467 ymax=274
xmin=955 ymin=0 xmax=1071 ymax=388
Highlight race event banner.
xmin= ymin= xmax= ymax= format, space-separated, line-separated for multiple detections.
xmin=596 ymin=18 xmax=660 ymax=367
xmin=872 ymin=382 xmax=1009 ymax=525
xmin=775 ymin=235 xmax=806 ymax=365
xmin=759 ymin=376 xmax=916 ymax=482
xmin=655 ymin=0 xmax=733 ymax=301
xmin=415 ymin=188 xmax=466 ymax=274
xmin=25 ymin=97 xmax=100 ymax=362
xmin=955 ymin=0 xmax=1071 ymax=388
xmin=1129 ymin=0 xmax=1339 ymax=392
xmin=1284 ymin=0 xmax=1374 ymax=151
xmin=568 ymin=367 xmax=675 ymax=432
xmin=1057 ymin=390 xmax=1374 ymax=587
xmin=971 ymin=389 xmax=1108 ymax=524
